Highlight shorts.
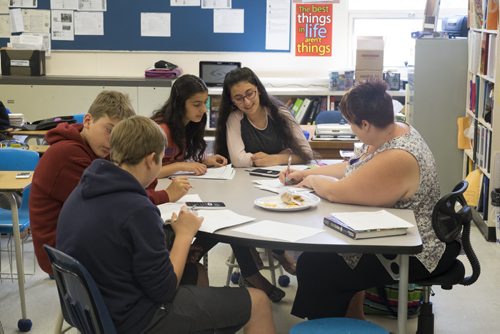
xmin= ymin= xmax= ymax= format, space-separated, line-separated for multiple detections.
xmin=143 ymin=285 xmax=251 ymax=334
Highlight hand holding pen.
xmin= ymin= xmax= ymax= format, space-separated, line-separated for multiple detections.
xmin=284 ymin=154 xmax=292 ymax=185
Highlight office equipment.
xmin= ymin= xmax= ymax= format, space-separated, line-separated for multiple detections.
xmin=0 ymin=3 xmax=288 ymax=53
xmin=199 ymin=61 xmax=241 ymax=87
xmin=0 ymin=49 xmax=46 ymax=76
xmin=44 ymin=245 xmax=117 ymax=334
xmin=441 ymin=15 xmax=468 ymax=37
xmin=314 ymin=110 xmax=347 ymax=125
xmin=315 ymin=123 xmax=355 ymax=138
xmin=415 ymin=181 xmax=480 ymax=334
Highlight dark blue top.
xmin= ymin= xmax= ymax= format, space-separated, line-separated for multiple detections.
xmin=56 ymin=159 xmax=177 ymax=334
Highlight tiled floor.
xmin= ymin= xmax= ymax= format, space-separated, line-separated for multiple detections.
xmin=1 ymin=224 xmax=499 ymax=334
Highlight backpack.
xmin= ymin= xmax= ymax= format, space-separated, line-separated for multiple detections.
xmin=22 ymin=116 xmax=77 ymax=130
xmin=363 ymin=284 xmax=424 ymax=318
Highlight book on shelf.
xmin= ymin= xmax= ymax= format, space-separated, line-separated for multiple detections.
xmin=487 ymin=34 xmax=497 ymax=78
xmin=480 ymin=32 xmax=489 ymax=75
xmin=486 ymin=0 xmax=499 ymax=30
xmin=295 ymin=97 xmax=311 ymax=124
xmin=291 ymin=98 xmax=304 ymax=116
xmin=323 ymin=210 xmax=414 ymax=240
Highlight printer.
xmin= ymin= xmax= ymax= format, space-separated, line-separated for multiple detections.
xmin=315 ymin=123 xmax=356 ymax=139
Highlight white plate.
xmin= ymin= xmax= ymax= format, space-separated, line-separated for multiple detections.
xmin=254 ymin=193 xmax=321 ymax=212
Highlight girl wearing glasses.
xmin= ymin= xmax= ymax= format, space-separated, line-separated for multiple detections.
xmin=213 ymin=67 xmax=313 ymax=302
xmin=152 ymin=74 xmax=228 ymax=179
xmin=214 ymin=67 xmax=313 ymax=168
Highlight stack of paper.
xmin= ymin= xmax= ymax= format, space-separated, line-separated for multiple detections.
xmin=173 ymin=164 xmax=235 ymax=180
xmin=252 ymin=178 xmax=312 ymax=194
xmin=233 ymin=220 xmax=323 ymax=242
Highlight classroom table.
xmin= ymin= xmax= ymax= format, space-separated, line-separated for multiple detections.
xmin=157 ymin=168 xmax=422 ymax=334
xmin=0 ymin=171 xmax=33 ymax=331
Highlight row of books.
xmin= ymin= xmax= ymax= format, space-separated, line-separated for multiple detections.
xmin=474 ymin=123 xmax=492 ymax=173
xmin=470 ymin=0 xmax=499 ymax=30
xmin=469 ymin=30 xmax=497 ymax=78
xmin=286 ymin=96 xmax=328 ymax=125
xmin=469 ymin=76 xmax=494 ymax=125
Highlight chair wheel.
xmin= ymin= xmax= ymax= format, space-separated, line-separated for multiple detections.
xmin=230 ymin=271 xmax=241 ymax=285
xmin=18 ymin=318 xmax=32 ymax=332
xmin=278 ymin=275 xmax=290 ymax=287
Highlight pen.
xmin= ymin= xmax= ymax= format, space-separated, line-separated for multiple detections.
xmin=285 ymin=154 xmax=292 ymax=185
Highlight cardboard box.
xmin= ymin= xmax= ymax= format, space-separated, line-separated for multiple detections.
xmin=355 ymin=70 xmax=383 ymax=83
xmin=356 ymin=36 xmax=384 ymax=71
xmin=1 ymin=48 xmax=46 ymax=76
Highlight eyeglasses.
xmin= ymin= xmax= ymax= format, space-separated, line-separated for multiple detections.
xmin=232 ymin=90 xmax=257 ymax=104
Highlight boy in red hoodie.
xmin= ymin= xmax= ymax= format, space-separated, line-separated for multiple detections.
xmin=30 ymin=91 xmax=191 ymax=275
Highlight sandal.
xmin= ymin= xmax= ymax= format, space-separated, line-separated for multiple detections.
xmin=243 ymin=278 xmax=286 ymax=303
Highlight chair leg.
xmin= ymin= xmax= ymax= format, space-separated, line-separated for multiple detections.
xmin=266 ymin=249 xmax=277 ymax=286
xmin=225 ymin=252 xmax=237 ymax=287
xmin=54 ymin=308 xmax=64 ymax=334
xmin=416 ymin=286 xmax=434 ymax=334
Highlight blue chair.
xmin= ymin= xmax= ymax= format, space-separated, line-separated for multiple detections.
xmin=44 ymin=245 xmax=117 ymax=334
xmin=0 ymin=148 xmax=39 ymax=259
xmin=314 ymin=110 xmax=347 ymax=125
xmin=73 ymin=114 xmax=85 ymax=124
xmin=290 ymin=318 xmax=389 ymax=334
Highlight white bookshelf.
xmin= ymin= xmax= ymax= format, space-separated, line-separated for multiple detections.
xmin=464 ymin=5 xmax=499 ymax=241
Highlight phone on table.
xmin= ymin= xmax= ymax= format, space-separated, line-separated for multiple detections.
xmin=249 ymin=168 xmax=280 ymax=178
xmin=15 ymin=172 xmax=32 ymax=179
xmin=185 ymin=202 xmax=226 ymax=209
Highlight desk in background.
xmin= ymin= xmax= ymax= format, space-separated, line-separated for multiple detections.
xmin=0 ymin=171 xmax=33 ymax=330
xmin=157 ymin=169 xmax=421 ymax=334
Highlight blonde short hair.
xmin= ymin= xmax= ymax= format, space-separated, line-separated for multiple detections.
xmin=88 ymin=91 xmax=135 ymax=121
xmin=110 ymin=116 xmax=166 ymax=166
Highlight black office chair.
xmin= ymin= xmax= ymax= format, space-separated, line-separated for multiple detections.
xmin=44 ymin=245 xmax=117 ymax=334
xmin=415 ymin=180 xmax=480 ymax=334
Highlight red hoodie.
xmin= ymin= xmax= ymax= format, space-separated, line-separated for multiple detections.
xmin=30 ymin=123 xmax=169 ymax=274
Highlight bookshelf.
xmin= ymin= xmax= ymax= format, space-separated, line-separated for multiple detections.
xmin=465 ymin=0 xmax=499 ymax=241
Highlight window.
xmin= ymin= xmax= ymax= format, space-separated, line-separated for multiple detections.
xmin=348 ymin=0 xmax=468 ymax=69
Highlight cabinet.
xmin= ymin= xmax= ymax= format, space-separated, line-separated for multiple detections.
xmin=408 ymin=38 xmax=468 ymax=197
xmin=464 ymin=9 xmax=500 ymax=241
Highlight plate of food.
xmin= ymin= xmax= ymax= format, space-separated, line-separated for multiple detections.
xmin=254 ymin=191 xmax=321 ymax=212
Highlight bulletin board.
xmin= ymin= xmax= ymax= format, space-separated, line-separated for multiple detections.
xmin=1 ymin=0 xmax=291 ymax=52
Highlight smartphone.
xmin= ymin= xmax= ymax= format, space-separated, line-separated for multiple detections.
xmin=185 ymin=202 xmax=226 ymax=209
xmin=249 ymin=168 xmax=280 ymax=178
xmin=15 ymin=172 xmax=32 ymax=179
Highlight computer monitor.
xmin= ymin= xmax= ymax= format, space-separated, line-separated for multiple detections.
xmin=199 ymin=61 xmax=241 ymax=87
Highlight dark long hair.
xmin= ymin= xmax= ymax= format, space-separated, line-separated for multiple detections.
xmin=152 ymin=74 xmax=208 ymax=162
xmin=214 ymin=67 xmax=311 ymax=162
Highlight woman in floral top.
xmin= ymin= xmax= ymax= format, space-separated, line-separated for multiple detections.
xmin=280 ymin=80 xmax=461 ymax=320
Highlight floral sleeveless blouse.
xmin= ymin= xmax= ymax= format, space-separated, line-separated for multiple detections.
xmin=341 ymin=125 xmax=444 ymax=273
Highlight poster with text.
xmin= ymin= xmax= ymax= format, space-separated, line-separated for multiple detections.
xmin=295 ymin=3 xmax=332 ymax=57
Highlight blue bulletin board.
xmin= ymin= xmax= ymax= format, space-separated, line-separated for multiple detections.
xmin=1 ymin=0 xmax=291 ymax=52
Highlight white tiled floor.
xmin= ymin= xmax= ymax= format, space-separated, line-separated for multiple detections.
xmin=1 ymin=224 xmax=499 ymax=334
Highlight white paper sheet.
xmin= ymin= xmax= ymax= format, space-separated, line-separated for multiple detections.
xmin=51 ymin=10 xmax=74 ymax=40
xmin=330 ymin=210 xmax=414 ymax=232
xmin=78 ymin=0 xmax=106 ymax=11
xmin=141 ymin=12 xmax=171 ymax=37
xmin=9 ymin=0 xmax=37 ymax=8
xmin=233 ymin=220 xmax=323 ymax=242
xmin=252 ymin=179 xmax=313 ymax=194
xmin=201 ymin=0 xmax=230 ymax=9
xmin=174 ymin=164 xmax=235 ymax=180
xmin=74 ymin=11 xmax=103 ymax=35
xmin=196 ymin=209 xmax=255 ymax=233
xmin=157 ymin=194 xmax=203 ymax=222
xmin=22 ymin=9 xmax=50 ymax=33
xmin=266 ymin=0 xmax=290 ymax=50
xmin=213 ymin=8 xmax=243 ymax=33
xmin=9 ymin=8 xmax=23 ymax=33
xmin=171 ymin=0 xmax=200 ymax=6
xmin=50 ymin=0 xmax=78 ymax=10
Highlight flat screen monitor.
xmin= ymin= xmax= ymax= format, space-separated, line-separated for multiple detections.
xmin=199 ymin=61 xmax=241 ymax=87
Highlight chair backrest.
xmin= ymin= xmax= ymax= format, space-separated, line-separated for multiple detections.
xmin=315 ymin=110 xmax=347 ymax=124
xmin=432 ymin=180 xmax=480 ymax=286
xmin=44 ymin=245 xmax=117 ymax=334
xmin=0 ymin=148 xmax=39 ymax=171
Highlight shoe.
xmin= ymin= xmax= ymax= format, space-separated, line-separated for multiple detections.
xmin=243 ymin=278 xmax=286 ymax=303
xmin=272 ymin=252 xmax=297 ymax=275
